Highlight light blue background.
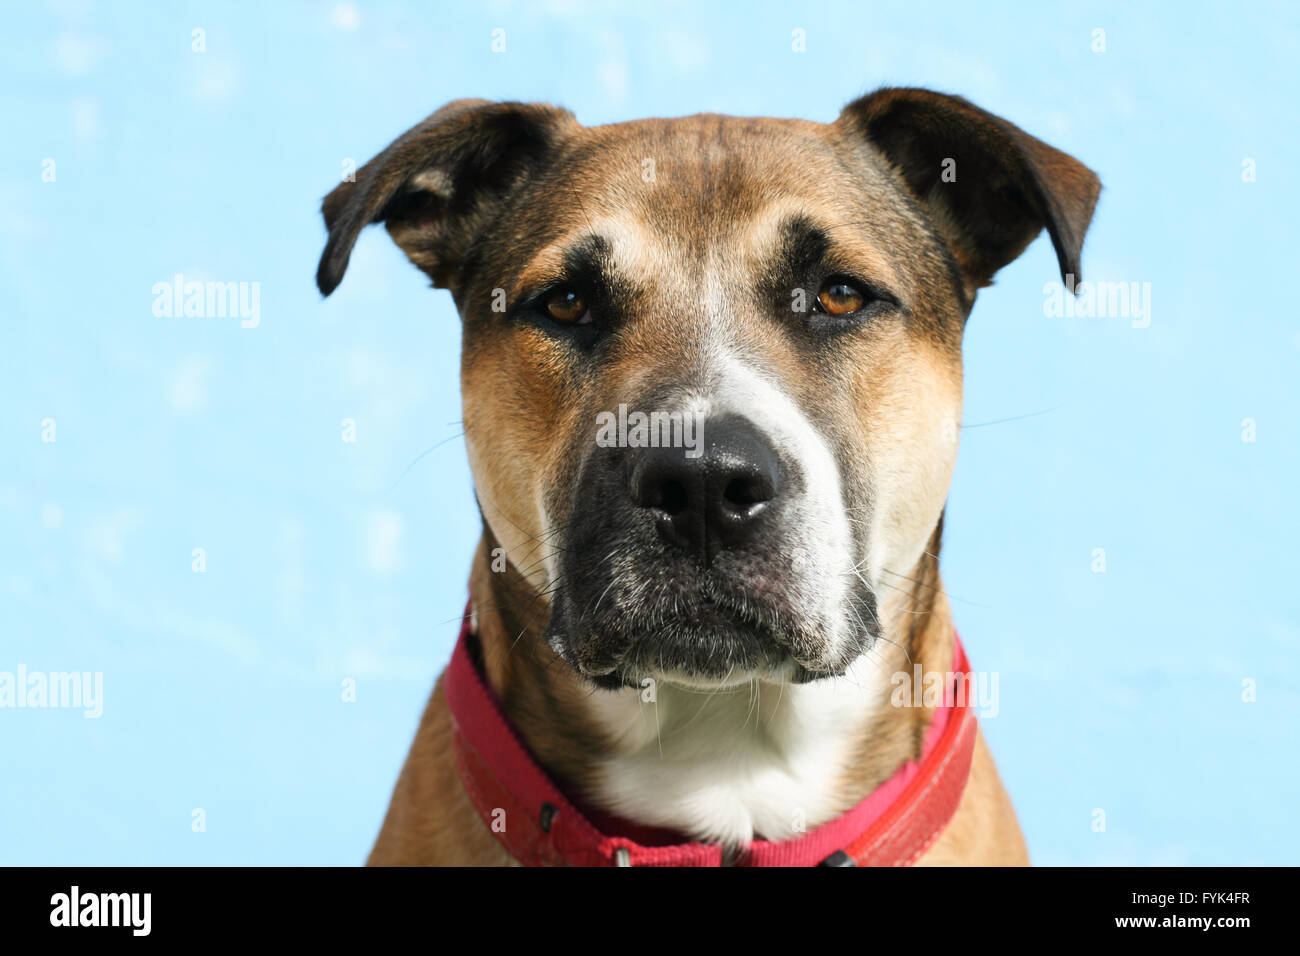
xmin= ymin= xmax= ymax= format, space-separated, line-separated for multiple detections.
xmin=2 ymin=1 xmax=1296 ymax=865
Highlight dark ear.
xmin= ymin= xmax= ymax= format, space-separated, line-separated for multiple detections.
xmin=316 ymin=99 xmax=577 ymax=296
xmin=837 ymin=87 xmax=1100 ymax=293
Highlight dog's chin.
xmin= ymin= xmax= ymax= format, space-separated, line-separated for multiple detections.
xmin=548 ymin=595 xmax=873 ymax=691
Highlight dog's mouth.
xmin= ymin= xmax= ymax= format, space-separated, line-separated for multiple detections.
xmin=611 ymin=594 xmax=792 ymax=689
xmin=545 ymin=574 xmax=878 ymax=691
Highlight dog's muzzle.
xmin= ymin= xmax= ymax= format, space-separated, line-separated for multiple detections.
xmin=546 ymin=412 xmax=876 ymax=688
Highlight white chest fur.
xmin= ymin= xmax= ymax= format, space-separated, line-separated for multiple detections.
xmin=584 ymin=654 xmax=888 ymax=847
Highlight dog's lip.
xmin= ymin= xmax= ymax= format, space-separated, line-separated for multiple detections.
xmin=552 ymin=575 xmax=876 ymax=687
xmin=573 ymin=657 xmax=619 ymax=678
xmin=656 ymin=592 xmax=789 ymax=644
xmin=649 ymin=667 xmax=775 ymax=691
xmin=604 ymin=596 xmax=794 ymax=677
xmin=563 ymin=603 xmax=868 ymax=689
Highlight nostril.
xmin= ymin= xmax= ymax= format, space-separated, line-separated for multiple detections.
xmin=724 ymin=477 xmax=758 ymax=508
xmin=659 ymin=479 xmax=689 ymax=516
xmin=635 ymin=462 xmax=693 ymax=516
xmin=722 ymin=474 xmax=774 ymax=514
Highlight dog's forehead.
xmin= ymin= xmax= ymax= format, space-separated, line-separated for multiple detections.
xmin=506 ymin=112 xmax=913 ymax=297
xmin=558 ymin=113 xmax=864 ymax=223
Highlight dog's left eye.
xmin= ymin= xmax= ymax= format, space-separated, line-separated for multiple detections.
xmin=545 ymin=288 xmax=592 ymax=324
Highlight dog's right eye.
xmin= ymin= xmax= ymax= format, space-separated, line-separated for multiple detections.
xmin=815 ymin=278 xmax=867 ymax=316
xmin=544 ymin=288 xmax=591 ymax=324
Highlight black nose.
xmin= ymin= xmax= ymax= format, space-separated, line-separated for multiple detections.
xmin=629 ymin=416 xmax=780 ymax=563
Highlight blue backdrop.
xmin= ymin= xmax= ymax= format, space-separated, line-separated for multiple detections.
xmin=2 ymin=0 xmax=1296 ymax=865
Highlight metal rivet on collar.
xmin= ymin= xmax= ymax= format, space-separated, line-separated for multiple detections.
xmin=539 ymin=802 xmax=557 ymax=834
xmin=614 ymin=847 xmax=632 ymax=867
xmin=818 ymin=850 xmax=856 ymax=867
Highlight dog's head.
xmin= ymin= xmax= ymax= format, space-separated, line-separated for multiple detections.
xmin=318 ymin=89 xmax=1099 ymax=690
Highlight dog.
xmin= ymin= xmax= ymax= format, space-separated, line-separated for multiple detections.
xmin=316 ymin=87 xmax=1100 ymax=866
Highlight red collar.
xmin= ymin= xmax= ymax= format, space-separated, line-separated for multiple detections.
xmin=445 ymin=606 xmax=978 ymax=867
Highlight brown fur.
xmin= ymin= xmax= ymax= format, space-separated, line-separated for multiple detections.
xmin=321 ymin=88 xmax=1099 ymax=867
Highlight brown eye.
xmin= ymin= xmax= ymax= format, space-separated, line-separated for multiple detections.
xmin=816 ymin=279 xmax=865 ymax=316
xmin=545 ymin=289 xmax=590 ymax=324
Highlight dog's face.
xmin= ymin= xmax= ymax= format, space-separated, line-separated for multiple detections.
xmin=319 ymin=90 xmax=1099 ymax=690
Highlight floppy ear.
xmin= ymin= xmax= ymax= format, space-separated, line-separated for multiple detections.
xmin=316 ymin=99 xmax=577 ymax=296
xmin=837 ymin=87 xmax=1101 ymax=294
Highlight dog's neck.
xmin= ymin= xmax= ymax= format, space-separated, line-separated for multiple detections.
xmin=467 ymin=526 xmax=954 ymax=848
